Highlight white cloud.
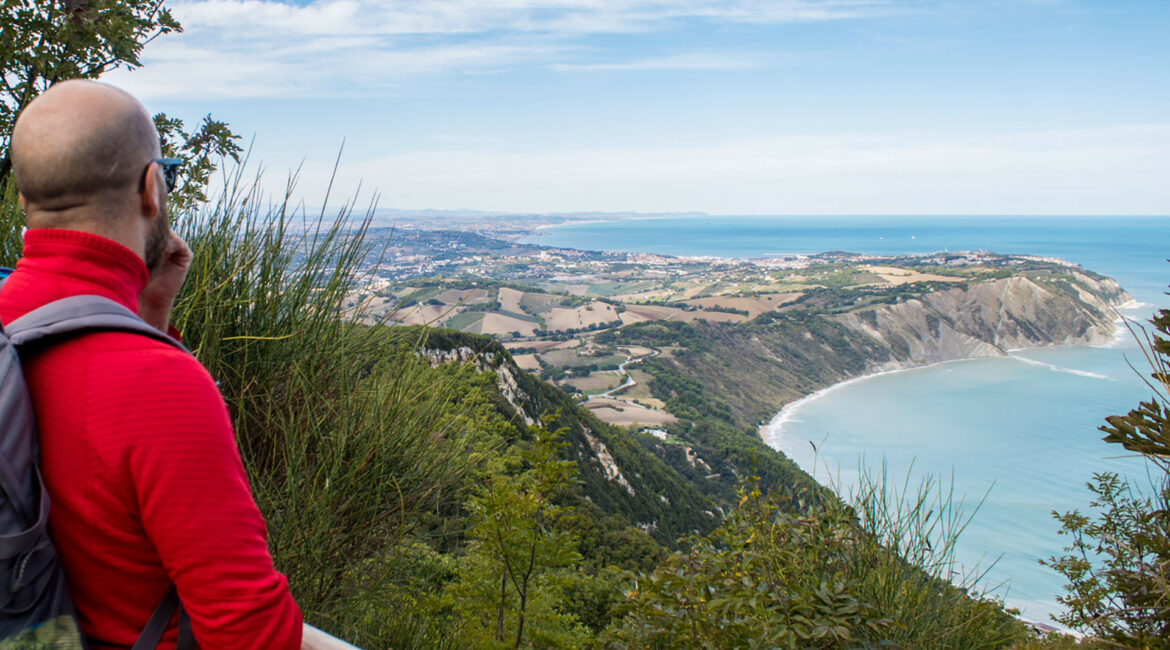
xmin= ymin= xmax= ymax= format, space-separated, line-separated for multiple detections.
xmin=170 ymin=0 xmax=899 ymax=35
xmin=550 ymin=52 xmax=766 ymax=71
xmin=278 ymin=124 xmax=1170 ymax=214
xmin=103 ymin=0 xmax=902 ymax=99
xmin=105 ymin=36 xmax=570 ymax=99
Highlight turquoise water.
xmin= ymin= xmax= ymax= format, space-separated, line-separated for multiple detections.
xmin=525 ymin=215 xmax=1170 ymax=624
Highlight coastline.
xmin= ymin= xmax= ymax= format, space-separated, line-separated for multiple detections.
xmin=759 ymin=311 xmax=1136 ymax=460
xmin=525 ymin=212 xmax=702 ymax=237
xmin=757 ymin=329 xmax=1136 ymax=633
xmin=762 ymin=286 xmax=1144 ymax=455
xmin=759 ymin=357 xmax=974 ymax=457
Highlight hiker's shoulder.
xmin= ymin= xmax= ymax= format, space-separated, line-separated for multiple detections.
xmin=86 ymin=331 xmax=216 ymax=388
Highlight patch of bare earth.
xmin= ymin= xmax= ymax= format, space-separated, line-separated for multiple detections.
xmin=620 ymin=305 xmax=688 ymax=323
xmin=433 ymin=288 xmax=489 ymax=305
xmin=620 ymin=304 xmax=746 ymax=324
xmin=681 ymin=292 xmax=802 ymax=318
xmin=584 ymin=397 xmax=678 ymax=427
xmin=476 ymin=313 xmax=539 ymax=337
xmin=685 ymin=311 xmax=746 ymax=323
xmin=390 ymin=304 xmax=462 ymax=326
xmin=546 ymin=303 xmax=621 ymax=331
xmin=498 ymin=287 xmax=526 ymax=313
xmin=513 ymin=353 xmax=541 ymax=371
xmin=563 ymin=372 xmax=622 ymax=394
xmin=868 ymin=266 xmax=958 ymax=286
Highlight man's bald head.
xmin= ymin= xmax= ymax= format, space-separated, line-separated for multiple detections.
xmin=11 ymin=80 xmax=160 ymax=217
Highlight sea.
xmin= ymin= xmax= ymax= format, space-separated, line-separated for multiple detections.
xmin=521 ymin=215 xmax=1170 ymax=626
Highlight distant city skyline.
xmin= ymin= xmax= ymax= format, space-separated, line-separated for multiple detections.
xmin=106 ymin=0 xmax=1170 ymax=215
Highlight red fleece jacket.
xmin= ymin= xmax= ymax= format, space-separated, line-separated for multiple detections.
xmin=0 ymin=229 xmax=302 ymax=650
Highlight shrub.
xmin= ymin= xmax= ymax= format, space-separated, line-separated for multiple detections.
xmin=604 ymin=470 xmax=1026 ymax=649
xmin=1044 ymin=297 xmax=1170 ymax=645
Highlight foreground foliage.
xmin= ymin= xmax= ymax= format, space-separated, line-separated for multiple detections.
xmin=605 ymin=472 xmax=1025 ymax=650
xmin=1045 ymin=300 xmax=1170 ymax=647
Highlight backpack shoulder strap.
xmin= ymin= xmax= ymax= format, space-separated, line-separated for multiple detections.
xmin=4 ymin=295 xmax=189 ymax=354
xmin=6 ymin=294 xmax=198 ymax=647
xmin=131 ymin=585 xmax=197 ymax=650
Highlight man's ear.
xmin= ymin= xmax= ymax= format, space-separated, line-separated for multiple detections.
xmin=18 ymin=194 xmax=27 ymax=211
xmin=139 ymin=162 xmax=161 ymax=220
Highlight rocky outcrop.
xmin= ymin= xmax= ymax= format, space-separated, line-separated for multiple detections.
xmin=420 ymin=345 xmax=535 ymax=425
xmin=582 ymin=429 xmax=636 ymax=496
xmin=835 ymin=275 xmax=1127 ymax=372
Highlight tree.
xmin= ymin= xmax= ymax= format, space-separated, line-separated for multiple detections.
xmin=1 ymin=1 xmax=176 ymax=188
xmin=441 ymin=423 xmax=589 ymax=648
xmin=0 ymin=0 xmax=239 ymax=208
xmin=153 ymin=112 xmax=241 ymax=211
xmin=1045 ymin=297 xmax=1170 ymax=645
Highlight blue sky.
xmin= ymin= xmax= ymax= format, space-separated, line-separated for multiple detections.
xmin=104 ymin=0 xmax=1170 ymax=215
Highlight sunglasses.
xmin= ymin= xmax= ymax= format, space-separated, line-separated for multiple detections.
xmin=139 ymin=157 xmax=183 ymax=194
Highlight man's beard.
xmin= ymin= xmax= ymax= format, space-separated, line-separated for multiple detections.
xmin=144 ymin=201 xmax=169 ymax=273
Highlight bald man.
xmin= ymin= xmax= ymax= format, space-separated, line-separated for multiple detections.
xmin=0 ymin=81 xmax=304 ymax=649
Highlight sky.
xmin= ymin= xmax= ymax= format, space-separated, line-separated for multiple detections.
xmin=103 ymin=0 xmax=1170 ymax=215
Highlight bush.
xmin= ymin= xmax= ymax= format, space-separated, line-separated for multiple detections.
xmin=604 ymin=471 xmax=1026 ymax=649
xmin=1044 ymin=297 xmax=1170 ymax=645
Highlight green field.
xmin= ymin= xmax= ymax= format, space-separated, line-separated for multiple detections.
xmin=442 ymin=311 xmax=485 ymax=331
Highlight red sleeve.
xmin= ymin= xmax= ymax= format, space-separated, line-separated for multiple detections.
xmin=124 ymin=348 xmax=302 ymax=649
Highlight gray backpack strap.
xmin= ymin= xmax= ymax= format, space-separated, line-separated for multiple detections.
xmin=129 ymin=586 xmax=197 ymax=650
xmin=6 ymin=294 xmax=197 ymax=648
xmin=0 ymin=467 xmax=49 ymax=563
xmin=130 ymin=586 xmax=176 ymax=650
xmin=4 ymin=295 xmax=189 ymax=354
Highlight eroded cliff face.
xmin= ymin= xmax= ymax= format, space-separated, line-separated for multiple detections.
xmin=835 ymin=275 xmax=1128 ymax=372
xmin=639 ymin=272 xmax=1132 ymax=427
xmin=420 ymin=345 xmax=537 ymax=425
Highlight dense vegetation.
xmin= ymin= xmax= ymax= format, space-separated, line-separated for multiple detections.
xmin=606 ymin=315 xmax=885 ymax=426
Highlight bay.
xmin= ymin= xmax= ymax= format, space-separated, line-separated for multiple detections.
xmin=525 ymin=214 xmax=1170 ymax=624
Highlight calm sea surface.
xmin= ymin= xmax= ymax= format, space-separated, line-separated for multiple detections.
xmin=523 ymin=215 xmax=1170 ymax=624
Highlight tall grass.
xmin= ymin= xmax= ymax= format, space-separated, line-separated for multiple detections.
xmin=169 ymin=165 xmax=485 ymax=643
xmin=604 ymin=469 xmax=1027 ymax=649
xmin=0 ymin=165 xmax=484 ymax=645
xmin=845 ymin=463 xmax=1023 ymax=648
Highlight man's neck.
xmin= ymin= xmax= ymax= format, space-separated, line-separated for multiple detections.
xmin=24 ymin=207 xmax=146 ymax=266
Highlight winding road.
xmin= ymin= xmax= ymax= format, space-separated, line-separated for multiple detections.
xmin=598 ymin=347 xmax=659 ymax=398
